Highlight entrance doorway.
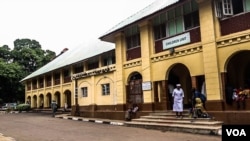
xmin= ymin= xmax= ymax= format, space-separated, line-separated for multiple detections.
xmin=167 ymin=63 xmax=192 ymax=108
xmin=126 ymin=72 xmax=143 ymax=104
xmin=64 ymin=90 xmax=72 ymax=108
xmin=225 ymin=51 xmax=250 ymax=105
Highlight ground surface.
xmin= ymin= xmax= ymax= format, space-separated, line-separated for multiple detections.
xmin=0 ymin=112 xmax=221 ymax=141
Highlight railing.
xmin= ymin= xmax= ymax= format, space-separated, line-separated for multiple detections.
xmin=220 ymin=12 xmax=250 ymax=36
xmin=126 ymin=46 xmax=141 ymax=61
xmin=64 ymin=76 xmax=71 ymax=83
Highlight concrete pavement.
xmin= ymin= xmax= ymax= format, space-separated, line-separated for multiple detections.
xmin=0 ymin=112 xmax=125 ymax=141
xmin=0 ymin=111 xmax=221 ymax=140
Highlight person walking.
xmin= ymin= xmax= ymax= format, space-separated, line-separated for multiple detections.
xmin=51 ymin=100 xmax=57 ymax=117
xmin=172 ymin=84 xmax=184 ymax=118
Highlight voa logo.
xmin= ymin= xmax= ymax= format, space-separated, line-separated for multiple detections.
xmin=226 ymin=129 xmax=246 ymax=136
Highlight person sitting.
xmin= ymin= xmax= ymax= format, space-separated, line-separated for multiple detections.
xmin=193 ymin=97 xmax=211 ymax=118
xmin=125 ymin=104 xmax=139 ymax=121
xmin=192 ymin=88 xmax=206 ymax=108
xmin=235 ymin=88 xmax=248 ymax=110
xmin=191 ymin=88 xmax=209 ymax=118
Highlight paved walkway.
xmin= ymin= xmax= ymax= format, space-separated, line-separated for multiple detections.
xmin=0 ymin=111 xmax=17 ymax=141
xmin=0 ymin=112 xmax=125 ymax=141
xmin=0 ymin=112 xmax=221 ymax=140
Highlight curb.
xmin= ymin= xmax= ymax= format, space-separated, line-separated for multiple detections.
xmin=0 ymin=111 xmax=20 ymax=114
xmin=57 ymin=116 xmax=125 ymax=126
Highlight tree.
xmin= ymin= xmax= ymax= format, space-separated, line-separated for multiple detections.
xmin=0 ymin=58 xmax=25 ymax=102
xmin=11 ymin=38 xmax=56 ymax=75
xmin=0 ymin=39 xmax=56 ymax=103
xmin=0 ymin=45 xmax=11 ymax=62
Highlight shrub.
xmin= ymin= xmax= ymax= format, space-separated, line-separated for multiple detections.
xmin=16 ymin=103 xmax=31 ymax=112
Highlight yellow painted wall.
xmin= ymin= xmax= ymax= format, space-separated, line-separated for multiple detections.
xmin=77 ymin=72 xmax=116 ymax=106
xmin=217 ymin=31 xmax=250 ymax=72
xmin=24 ymin=0 xmax=250 ymax=109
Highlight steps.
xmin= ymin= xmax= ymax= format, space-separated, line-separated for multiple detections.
xmin=124 ymin=110 xmax=223 ymax=136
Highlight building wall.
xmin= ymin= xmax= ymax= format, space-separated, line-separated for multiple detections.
xmin=77 ymin=72 xmax=116 ymax=106
xmin=24 ymin=0 xmax=250 ymax=123
xmin=108 ymin=0 xmax=250 ymax=120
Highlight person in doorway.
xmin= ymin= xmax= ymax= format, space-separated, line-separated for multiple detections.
xmin=168 ymin=84 xmax=174 ymax=109
xmin=64 ymin=102 xmax=68 ymax=112
xmin=234 ymin=88 xmax=248 ymax=110
xmin=40 ymin=101 xmax=44 ymax=109
xmin=172 ymin=84 xmax=184 ymax=118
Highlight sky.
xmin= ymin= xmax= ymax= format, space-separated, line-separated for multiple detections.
xmin=0 ymin=0 xmax=156 ymax=55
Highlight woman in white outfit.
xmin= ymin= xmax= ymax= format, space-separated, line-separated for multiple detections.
xmin=172 ymin=84 xmax=184 ymax=118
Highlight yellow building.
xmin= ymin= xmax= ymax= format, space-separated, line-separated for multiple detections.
xmin=21 ymin=0 xmax=250 ymax=124
xmin=20 ymin=40 xmax=116 ymax=113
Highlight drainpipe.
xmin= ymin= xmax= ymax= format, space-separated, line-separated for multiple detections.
xmin=74 ymin=79 xmax=80 ymax=116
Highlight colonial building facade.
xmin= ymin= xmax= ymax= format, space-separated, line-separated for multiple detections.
xmin=22 ymin=0 xmax=250 ymax=124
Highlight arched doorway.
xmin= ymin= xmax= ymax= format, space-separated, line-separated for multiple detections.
xmin=55 ymin=92 xmax=61 ymax=108
xmin=39 ymin=94 xmax=44 ymax=108
xmin=32 ymin=95 xmax=37 ymax=108
xmin=46 ymin=93 xmax=52 ymax=108
xmin=167 ymin=63 xmax=192 ymax=108
xmin=225 ymin=51 xmax=250 ymax=104
xmin=126 ymin=72 xmax=143 ymax=104
xmin=226 ymin=51 xmax=250 ymax=88
xmin=64 ymin=90 xmax=72 ymax=108
xmin=26 ymin=96 xmax=31 ymax=104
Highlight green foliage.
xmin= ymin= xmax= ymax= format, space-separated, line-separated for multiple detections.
xmin=0 ymin=45 xmax=11 ymax=62
xmin=0 ymin=38 xmax=56 ymax=103
xmin=0 ymin=59 xmax=24 ymax=102
xmin=16 ymin=103 xmax=31 ymax=111
xmin=12 ymin=39 xmax=56 ymax=75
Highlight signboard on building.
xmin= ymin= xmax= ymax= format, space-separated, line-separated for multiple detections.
xmin=162 ymin=32 xmax=191 ymax=50
xmin=142 ymin=81 xmax=151 ymax=91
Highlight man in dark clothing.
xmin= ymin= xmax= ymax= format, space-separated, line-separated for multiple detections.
xmin=51 ymin=100 xmax=57 ymax=117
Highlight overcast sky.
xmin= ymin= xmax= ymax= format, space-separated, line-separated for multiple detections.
xmin=0 ymin=0 xmax=155 ymax=54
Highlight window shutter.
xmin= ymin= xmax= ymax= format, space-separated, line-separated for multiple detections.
xmin=222 ymin=0 xmax=233 ymax=15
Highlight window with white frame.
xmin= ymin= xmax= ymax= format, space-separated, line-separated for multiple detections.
xmin=81 ymin=87 xmax=88 ymax=97
xmin=101 ymin=83 xmax=110 ymax=95
xmin=153 ymin=0 xmax=199 ymax=40
xmin=214 ymin=0 xmax=250 ymax=18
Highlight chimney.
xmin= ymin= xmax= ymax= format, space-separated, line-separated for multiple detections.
xmin=60 ymin=48 xmax=69 ymax=54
